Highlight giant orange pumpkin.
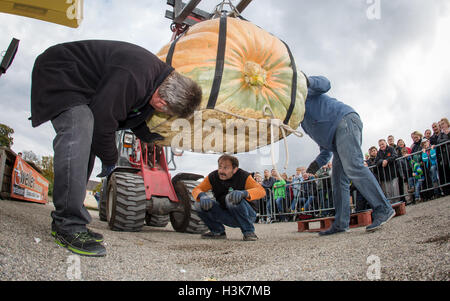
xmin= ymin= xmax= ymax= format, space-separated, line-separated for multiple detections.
xmin=148 ymin=17 xmax=308 ymax=153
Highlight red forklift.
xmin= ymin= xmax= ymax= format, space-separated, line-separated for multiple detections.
xmin=99 ymin=0 xmax=253 ymax=233
xmin=98 ymin=130 xmax=208 ymax=233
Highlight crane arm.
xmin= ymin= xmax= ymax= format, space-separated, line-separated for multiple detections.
xmin=0 ymin=0 xmax=83 ymax=28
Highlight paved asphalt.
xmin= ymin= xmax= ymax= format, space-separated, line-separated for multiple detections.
xmin=0 ymin=195 xmax=448 ymax=282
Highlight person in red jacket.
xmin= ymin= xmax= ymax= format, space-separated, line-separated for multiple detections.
xmin=30 ymin=40 xmax=202 ymax=256
xmin=192 ymin=155 xmax=266 ymax=241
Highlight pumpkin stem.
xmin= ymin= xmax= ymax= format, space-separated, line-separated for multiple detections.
xmin=244 ymin=61 xmax=267 ymax=87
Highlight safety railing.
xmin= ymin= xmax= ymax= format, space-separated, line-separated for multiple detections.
xmin=255 ymin=140 xmax=450 ymax=223
xmin=256 ymin=176 xmax=335 ymax=223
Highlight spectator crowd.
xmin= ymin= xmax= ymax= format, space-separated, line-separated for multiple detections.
xmin=250 ymin=117 xmax=450 ymax=223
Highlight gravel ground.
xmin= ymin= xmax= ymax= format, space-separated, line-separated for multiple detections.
xmin=0 ymin=196 xmax=449 ymax=281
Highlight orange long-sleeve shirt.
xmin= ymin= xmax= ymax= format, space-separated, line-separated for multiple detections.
xmin=192 ymin=174 xmax=266 ymax=203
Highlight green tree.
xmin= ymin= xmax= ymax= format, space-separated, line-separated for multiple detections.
xmin=39 ymin=156 xmax=54 ymax=179
xmin=22 ymin=150 xmax=40 ymax=165
xmin=39 ymin=155 xmax=54 ymax=196
xmin=93 ymin=181 xmax=102 ymax=194
xmin=0 ymin=123 xmax=14 ymax=148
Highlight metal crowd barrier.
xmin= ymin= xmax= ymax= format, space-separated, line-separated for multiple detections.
xmin=255 ymin=140 xmax=450 ymax=223
xmin=256 ymin=176 xmax=335 ymax=223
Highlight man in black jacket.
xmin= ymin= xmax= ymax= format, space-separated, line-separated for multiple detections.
xmin=30 ymin=40 xmax=202 ymax=256
xmin=429 ymin=122 xmax=440 ymax=146
xmin=375 ymin=139 xmax=399 ymax=203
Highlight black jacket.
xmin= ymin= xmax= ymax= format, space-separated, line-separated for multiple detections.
xmin=375 ymin=146 xmax=398 ymax=181
xmin=410 ymin=140 xmax=422 ymax=154
xmin=30 ymin=40 xmax=173 ymax=165
xmin=430 ymin=134 xmax=439 ymax=146
xmin=366 ymin=157 xmax=379 ymax=180
xmin=437 ymin=132 xmax=450 ymax=144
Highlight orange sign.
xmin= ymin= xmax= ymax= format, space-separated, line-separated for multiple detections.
xmin=11 ymin=156 xmax=49 ymax=204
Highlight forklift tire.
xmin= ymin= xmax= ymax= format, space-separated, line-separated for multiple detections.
xmin=170 ymin=175 xmax=208 ymax=234
xmin=106 ymin=172 xmax=146 ymax=232
xmin=98 ymin=180 xmax=108 ymax=221
xmin=145 ymin=213 xmax=169 ymax=227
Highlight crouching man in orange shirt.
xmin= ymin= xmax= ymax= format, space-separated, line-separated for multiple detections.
xmin=192 ymin=155 xmax=266 ymax=241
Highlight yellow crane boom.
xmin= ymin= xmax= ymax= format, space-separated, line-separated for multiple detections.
xmin=0 ymin=0 xmax=83 ymax=28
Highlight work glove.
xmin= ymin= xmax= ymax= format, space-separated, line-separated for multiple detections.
xmin=306 ymin=161 xmax=320 ymax=175
xmin=198 ymin=192 xmax=214 ymax=211
xmin=131 ymin=123 xmax=165 ymax=143
xmin=97 ymin=164 xmax=115 ymax=178
xmin=225 ymin=190 xmax=249 ymax=206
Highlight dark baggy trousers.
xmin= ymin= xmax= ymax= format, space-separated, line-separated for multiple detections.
xmin=51 ymin=105 xmax=96 ymax=234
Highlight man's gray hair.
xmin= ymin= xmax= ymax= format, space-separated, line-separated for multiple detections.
xmin=158 ymin=71 xmax=202 ymax=118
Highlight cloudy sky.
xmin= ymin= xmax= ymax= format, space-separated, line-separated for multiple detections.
xmin=1 ymin=0 xmax=449 ymax=180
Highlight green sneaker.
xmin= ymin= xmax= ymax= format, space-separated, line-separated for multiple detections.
xmin=51 ymin=224 xmax=104 ymax=243
xmin=86 ymin=229 xmax=104 ymax=242
xmin=54 ymin=231 xmax=106 ymax=257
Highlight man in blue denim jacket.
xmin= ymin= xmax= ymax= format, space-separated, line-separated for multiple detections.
xmin=301 ymin=75 xmax=395 ymax=235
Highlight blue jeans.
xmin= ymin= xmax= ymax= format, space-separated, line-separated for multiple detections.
xmin=414 ymin=179 xmax=423 ymax=199
xmin=318 ymin=189 xmax=326 ymax=209
xmin=430 ymin=165 xmax=440 ymax=194
xmin=267 ymin=196 xmax=286 ymax=215
xmin=291 ymin=197 xmax=306 ymax=211
xmin=196 ymin=199 xmax=257 ymax=235
xmin=408 ymin=177 xmax=415 ymax=190
xmin=408 ymin=177 xmax=424 ymax=199
xmin=275 ymin=197 xmax=285 ymax=213
xmin=303 ymin=196 xmax=315 ymax=211
xmin=430 ymin=165 xmax=439 ymax=184
xmin=331 ymin=113 xmax=393 ymax=230
xmin=290 ymin=189 xmax=300 ymax=211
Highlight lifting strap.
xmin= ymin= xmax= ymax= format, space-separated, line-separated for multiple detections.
xmin=281 ymin=40 xmax=297 ymax=125
xmin=165 ymin=13 xmax=227 ymax=110
xmin=206 ymin=12 xmax=227 ymax=109
xmin=166 ymin=34 xmax=181 ymax=67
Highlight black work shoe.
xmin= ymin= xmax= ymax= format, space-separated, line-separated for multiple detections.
xmin=51 ymin=225 xmax=104 ymax=243
xmin=201 ymin=231 xmax=227 ymax=240
xmin=54 ymin=231 xmax=106 ymax=257
xmin=243 ymin=232 xmax=258 ymax=241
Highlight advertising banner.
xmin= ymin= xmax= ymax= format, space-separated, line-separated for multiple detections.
xmin=10 ymin=156 xmax=49 ymax=204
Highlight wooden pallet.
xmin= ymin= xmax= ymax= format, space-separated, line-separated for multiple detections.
xmin=297 ymin=202 xmax=407 ymax=233
xmin=297 ymin=210 xmax=373 ymax=232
